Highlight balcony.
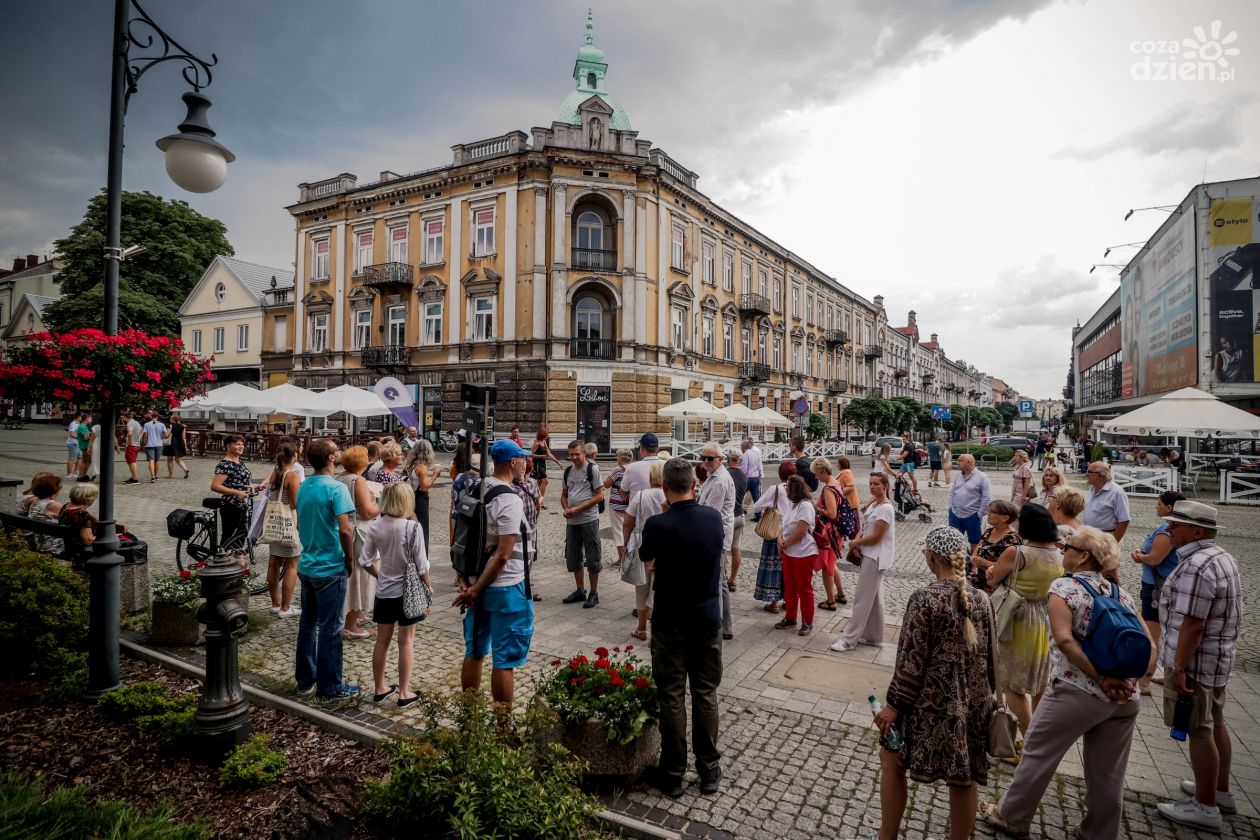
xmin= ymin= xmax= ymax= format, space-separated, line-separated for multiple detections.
xmin=738 ymin=361 xmax=770 ymax=384
xmin=894 ymin=368 xmax=909 ymax=378
xmin=571 ymin=248 xmax=617 ymax=272
xmin=360 ymin=262 xmax=414 ymax=292
xmin=824 ymin=329 xmax=848 ymax=347
xmin=922 ymin=373 xmax=935 ymax=385
xmin=738 ymin=293 xmax=771 ymax=318
xmin=826 ymin=379 xmax=848 ymax=394
xmin=570 ymin=337 xmax=614 ymax=359
xmin=361 ymin=344 xmax=411 ymax=371
xmin=864 ymin=344 xmax=883 ymax=359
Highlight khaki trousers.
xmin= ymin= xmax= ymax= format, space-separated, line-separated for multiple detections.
xmin=839 ymin=559 xmax=885 ymax=646
xmin=998 ymin=679 xmax=1139 ymax=840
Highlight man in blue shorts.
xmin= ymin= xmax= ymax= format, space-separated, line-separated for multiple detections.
xmin=947 ymin=454 xmax=991 ymax=549
xmin=899 ymin=435 xmax=920 ymax=494
xmin=452 ymin=438 xmax=534 ymax=707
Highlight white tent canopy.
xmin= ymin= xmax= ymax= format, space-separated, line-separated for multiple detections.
xmin=721 ymin=403 xmax=762 ymax=424
xmin=1102 ymin=387 xmax=1260 ymax=439
xmin=753 ymin=406 xmax=795 ymax=428
xmin=292 ymin=384 xmax=394 ymax=418
xmin=657 ymin=398 xmax=726 ymax=421
xmin=229 ymin=382 xmax=324 ymax=416
xmin=181 ymin=383 xmax=263 ymax=411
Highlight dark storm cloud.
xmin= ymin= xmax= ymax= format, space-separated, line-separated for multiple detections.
xmin=0 ymin=0 xmax=1053 ymax=265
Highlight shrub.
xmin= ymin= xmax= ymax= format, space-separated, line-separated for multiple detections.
xmin=537 ymin=645 xmax=658 ymax=745
xmin=98 ymin=681 xmax=197 ymax=746
xmin=152 ymin=574 xmax=202 ymax=609
xmin=0 ymin=772 xmax=210 ymax=839
xmin=947 ymin=444 xmax=1015 ymax=461
xmin=220 ymin=734 xmax=287 ymax=788
xmin=0 ymin=536 xmax=88 ymax=682
xmin=361 ymin=691 xmax=600 ymax=839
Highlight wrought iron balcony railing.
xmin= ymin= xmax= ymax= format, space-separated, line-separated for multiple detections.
xmin=738 ymin=293 xmax=771 ymax=318
xmin=738 ymin=361 xmax=770 ymax=383
xmin=361 ymin=344 xmax=411 ymax=369
xmin=864 ymin=344 xmax=883 ymax=359
xmin=571 ymin=248 xmax=617 ymax=271
xmin=359 ymin=262 xmax=414 ymax=290
xmin=826 ymin=379 xmax=848 ymax=393
xmin=824 ymin=329 xmax=848 ymax=347
xmin=570 ymin=337 xmax=614 ymax=359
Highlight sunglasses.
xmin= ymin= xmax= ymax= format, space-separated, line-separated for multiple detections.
xmin=702 ymin=455 xmax=720 ymax=462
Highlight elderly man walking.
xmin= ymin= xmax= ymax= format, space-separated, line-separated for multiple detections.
xmin=1082 ymin=461 xmax=1131 ymax=542
xmin=947 ymin=454 xmax=991 ymax=549
xmin=698 ymin=442 xmax=736 ymax=641
xmin=1156 ymin=501 xmax=1242 ymax=833
xmin=740 ymin=438 xmax=764 ymax=520
xmin=640 ymin=458 xmax=725 ymax=798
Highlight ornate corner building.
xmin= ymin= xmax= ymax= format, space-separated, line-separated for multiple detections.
xmin=264 ymin=13 xmax=998 ymax=450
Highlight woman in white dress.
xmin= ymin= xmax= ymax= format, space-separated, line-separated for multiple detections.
xmin=831 ymin=472 xmax=895 ymax=652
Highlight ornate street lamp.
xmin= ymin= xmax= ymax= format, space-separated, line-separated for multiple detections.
xmin=88 ymin=0 xmax=233 ymax=697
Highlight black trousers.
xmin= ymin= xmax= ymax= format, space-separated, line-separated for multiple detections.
xmin=220 ymin=504 xmax=248 ymax=548
xmin=651 ymin=625 xmax=723 ymax=783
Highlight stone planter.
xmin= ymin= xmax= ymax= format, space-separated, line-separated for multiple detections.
xmin=149 ymin=600 xmax=204 ymax=646
xmin=550 ymin=717 xmax=660 ymax=781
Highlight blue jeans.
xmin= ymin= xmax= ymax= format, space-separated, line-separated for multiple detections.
xmin=747 ymin=477 xmax=763 ymax=519
xmin=295 ymin=571 xmax=348 ymax=695
xmin=948 ymin=510 xmax=983 ymax=545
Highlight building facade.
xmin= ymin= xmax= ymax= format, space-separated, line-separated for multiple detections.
xmin=0 ymin=256 xmax=60 ymax=351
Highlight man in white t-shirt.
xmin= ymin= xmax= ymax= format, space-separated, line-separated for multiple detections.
xmin=119 ymin=409 xmax=145 ymax=485
xmin=452 ymin=439 xmax=534 ymax=706
xmin=142 ymin=412 xmax=168 ymax=483
xmin=621 ymin=433 xmax=664 ymax=499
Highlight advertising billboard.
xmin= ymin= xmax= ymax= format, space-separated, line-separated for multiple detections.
xmin=1208 ymin=196 xmax=1260 ymax=384
xmin=1120 ymin=210 xmax=1197 ymax=398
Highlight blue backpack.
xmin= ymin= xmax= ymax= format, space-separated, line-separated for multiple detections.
xmin=1073 ymin=575 xmax=1151 ymax=679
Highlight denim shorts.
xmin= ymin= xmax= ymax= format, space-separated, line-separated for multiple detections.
xmin=948 ymin=510 xmax=982 ymax=545
xmin=463 ymin=581 xmax=534 ymax=669
xmin=66 ymin=442 xmax=80 ymax=460
xmin=144 ymin=446 xmax=162 ymax=462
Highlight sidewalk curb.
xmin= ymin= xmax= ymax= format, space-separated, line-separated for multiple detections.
xmin=119 ymin=639 xmax=680 ymax=840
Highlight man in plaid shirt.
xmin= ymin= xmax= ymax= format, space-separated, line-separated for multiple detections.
xmin=1155 ymin=500 xmax=1241 ymax=832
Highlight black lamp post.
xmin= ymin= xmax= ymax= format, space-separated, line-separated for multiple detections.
xmin=87 ymin=0 xmax=233 ymax=697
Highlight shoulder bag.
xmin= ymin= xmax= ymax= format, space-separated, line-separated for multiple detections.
xmin=988 ymin=546 xmax=1025 ymax=644
xmin=259 ymin=482 xmax=299 ymax=550
xmin=401 ymin=521 xmax=431 ymax=621
xmin=985 ymin=598 xmax=1020 ymax=758
xmin=754 ymin=486 xmax=783 ymax=541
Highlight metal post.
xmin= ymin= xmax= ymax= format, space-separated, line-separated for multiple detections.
xmin=194 ymin=549 xmax=251 ymax=755
xmin=85 ymin=0 xmax=131 ymax=698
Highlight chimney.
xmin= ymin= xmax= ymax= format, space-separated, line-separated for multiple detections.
xmin=12 ymin=257 xmax=25 ymax=272
xmin=26 ymin=255 xmax=39 ymax=268
xmin=908 ymin=310 xmax=916 ymax=326
xmin=873 ymin=295 xmax=884 ymax=308
xmin=930 ymin=333 xmax=938 ymax=344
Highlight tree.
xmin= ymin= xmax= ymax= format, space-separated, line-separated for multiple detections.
xmin=994 ymin=401 xmax=1019 ymax=432
xmin=843 ymin=397 xmax=895 ymax=437
xmin=941 ymin=404 xmax=966 ymax=439
xmin=807 ymin=412 xmax=831 ymax=440
xmin=43 ymin=190 xmax=233 ymax=336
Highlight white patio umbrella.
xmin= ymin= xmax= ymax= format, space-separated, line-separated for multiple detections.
xmin=294 ymin=384 xmax=394 ymax=418
xmin=656 ymin=398 xmax=727 ymax=421
xmin=1102 ymin=387 xmax=1260 ymax=439
xmin=228 ymin=382 xmax=323 ymax=416
xmin=182 ymin=383 xmax=263 ymax=411
xmin=721 ymin=402 xmax=761 ymax=436
xmin=753 ymin=406 xmax=795 ymax=428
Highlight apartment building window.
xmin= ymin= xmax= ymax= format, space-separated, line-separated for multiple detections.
xmin=313 ymin=239 xmax=329 ymax=280
xmin=806 ymin=345 xmax=813 ymax=378
xmin=423 ymin=219 xmax=444 ymax=264
xmin=758 ymin=269 xmax=768 ymax=297
xmin=423 ymin=302 xmax=443 ymax=345
xmin=389 ymin=226 xmax=408 ymax=263
xmin=273 ymin=316 xmax=287 ymax=352
xmin=793 ymin=342 xmax=802 ymax=371
xmin=355 ymin=231 xmax=373 ymax=272
xmin=773 ymin=335 xmax=782 ymax=369
xmin=236 ymin=324 xmax=249 ymax=351
xmin=701 ymin=242 xmax=715 ymax=285
xmin=791 ymin=286 xmax=800 ymax=318
xmin=742 ymin=327 xmax=751 ymax=361
xmin=388 ymin=305 xmax=406 ymax=345
xmin=671 ymin=226 xmax=685 ymax=270
xmin=191 ymin=329 xmax=202 ymax=354
xmin=671 ymin=305 xmax=686 ymax=349
xmin=473 ymin=296 xmax=495 ymax=340
xmin=806 ymin=295 xmax=814 ymax=325
xmin=702 ymin=315 xmax=714 ymax=355
xmin=722 ymin=252 xmax=734 ymax=292
xmin=213 ymin=327 xmax=225 ymax=354
xmin=310 ymin=313 xmax=328 ymax=352
xmin=473 ymin=208 xmax=495 ymax=257
xmin=742 ymin=260 xmax=752 ymax=295
xmin=723 ymin=322 xmax=734 ymax=360
xmin=773 ymin=279 xmax=783 ymax=312
xmin=353 ymin=309 xmax=371 ymax=349
xmin=759 ymin=331 xmax=767 ymax=364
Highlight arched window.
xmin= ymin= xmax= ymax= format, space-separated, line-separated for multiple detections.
xmin=572 ymin=291 xmax=612 ymax=359
xmin=576 ymin=210 xmax=604 ymax=251
xmin=587 ymin=72 xmax=597 ymax=89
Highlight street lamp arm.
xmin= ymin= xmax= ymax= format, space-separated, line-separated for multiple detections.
xmin=122 ymin=0 xmax=218 ymax=109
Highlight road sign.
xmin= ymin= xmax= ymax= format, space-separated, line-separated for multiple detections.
xmin=930 ymin=405 xmax=951 ymax=421
xmin=1019 ymin=399 xmax=1035 ymax=418
xmin=792 ymin=398 xmax=809 ymax=415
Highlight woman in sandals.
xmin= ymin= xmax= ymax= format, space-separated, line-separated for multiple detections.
xmin=264 ymin=442 xmax=303 ymax=617
xmin=621 ymin=460 xmax=666 ymax=641
xmin=983 ymin=527 xmax=1149 ymax=840
xmin=360 ymin=482 xmax=429 ymax=708
xmin=810 ymin=456 xmax=848 ymax=611
xmin=872 ymin=525 xmax=994 ymax=840
xmin=751 ymin=461 xmax=797 ymax=615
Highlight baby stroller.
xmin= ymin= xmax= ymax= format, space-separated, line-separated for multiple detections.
xmin=893 ymin=471 xmax=934 ymax=523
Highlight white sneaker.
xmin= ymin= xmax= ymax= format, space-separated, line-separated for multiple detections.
xmin=1157 ymin=798 xmax=1223 ymax=832
xmin=830 ymin=640 xmax=857 ymax=653
xmin=278 ymin=607 xmax=301 ymax=618
xmin=269 ymin=606 xmax=282 ymax=615
xmin=1180 ymin=780 xmax=1236 ymax=814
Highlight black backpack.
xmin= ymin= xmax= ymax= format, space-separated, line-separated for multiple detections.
xmin=451 ymin=481 xmax=515 ymax=580
xmin=795 ymin=456 xmax=819 ymax=491
xmin=564 ymin=461 xmax=606 ymax=513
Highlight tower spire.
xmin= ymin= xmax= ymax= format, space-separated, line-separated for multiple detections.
xmin=585 ymin=8 xmax=594 ymax=47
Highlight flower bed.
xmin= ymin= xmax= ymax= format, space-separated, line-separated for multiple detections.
xmin=537 ymin=645 xmax=659 ymax=746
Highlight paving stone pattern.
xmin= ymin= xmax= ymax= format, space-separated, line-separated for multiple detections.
xmin=4 ymin=427 xmax=1259 ymax=838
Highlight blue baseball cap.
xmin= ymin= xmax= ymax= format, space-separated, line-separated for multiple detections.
xmin=490 ymin=438 xmax=531 ymax=463
xmin=638 ymin=433 xmax=659 ymax=449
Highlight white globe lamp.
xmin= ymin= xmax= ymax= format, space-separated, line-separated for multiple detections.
xmin=155 ymin=92 xmax=234 ymax=194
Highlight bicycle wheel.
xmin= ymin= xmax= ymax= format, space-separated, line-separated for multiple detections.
xmin=221 ymin=532 xmax=269 ymax=596
xmin=175 ymin=524 xmax=215 ymax=574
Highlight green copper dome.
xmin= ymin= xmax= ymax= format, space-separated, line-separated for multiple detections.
xmin=558 ymin=9 xmax=631 ymax=131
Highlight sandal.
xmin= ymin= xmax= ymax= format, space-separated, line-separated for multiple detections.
xmin=837 ymin=593 xmax=848 ymax=605
xmin=630 ymin=628 xmax=648 ymax=641
xmin=762 ymin=602 xmax=780 ymax=614
xmin=819 ymin=600 xmax=838 ymax=611
xmin=979 ymin=803 xmax=1028 ymax=839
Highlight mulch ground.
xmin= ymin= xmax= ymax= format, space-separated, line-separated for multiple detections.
xmin=0 ymin=660 xmax=391 ymax=839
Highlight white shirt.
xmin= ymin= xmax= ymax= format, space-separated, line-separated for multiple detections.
xmin=781 ymin=499 xmax=818 ymax=558
xmin=359 ymin=515 xmax=428 ymax=599
xmin=65 ymin=420 xmax=79 ymax=445
xmin=125 ymin=419 xmax=143 ymax=447
xmin=697 ymin=465 xmax=736 ymax=553
xmin=625 ymin=487 xmax=666 ymax=554
xmin=740 ymin=445 xmax=764 ymax=479
xmin=753 ymin=483 xmax=794 ymax=518
xmin=483 ymin=476 xmax=528 ymax=587
xmin=860 ymin=501 xmax=896 ymax=570
xmin=621 ymin=454 xmax=663 ymax=499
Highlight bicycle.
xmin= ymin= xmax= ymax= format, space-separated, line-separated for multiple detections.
xmin=436 ymin=430 xmax=459 ymax=453
xmin=167 ymin=493 xmax=269 ymax=596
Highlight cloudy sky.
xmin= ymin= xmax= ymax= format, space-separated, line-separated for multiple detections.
xmin=3 ymin=0 xmax=1258 ymax=398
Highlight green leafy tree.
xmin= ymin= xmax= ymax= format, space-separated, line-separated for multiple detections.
xmin=43 ymin=190 xmax=233 ymax=336
xmin=975 ymin=407 xmax=1003 ymax=433
xmin=843 ymin=397 xmax=893 ymax=437
xmin=994 ymin=402 xmax=1019 ymax=432
xmin=807 ymin=412 xmax=831 ymax=440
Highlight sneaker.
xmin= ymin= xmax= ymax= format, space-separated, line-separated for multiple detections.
xmin=318 ymin=684 xmax=361 ymax=701
xmin=124 ymin=478 xmax=139 ymax=485
xmin=798 ymin=623 xmax=812 ymax=636
xmin=830 ymin=640 xmax=857 ymax=652
xmin=1157 ymin=799 xmax=1223 ymax=832
xmin=150 ymin=477 xmax=158 ymax=483
xmin=295 ymin=683 xmax=316 ymax=697
xmin=278 ymin=607 xmax=301 ymax=618
xmin=562 ymin=588 xmax=587 ymax=604
xmin=583 ymin=591 xmax=600 ymax=609
xmin=773 ymin=618 xmax=797 ymax=629
xmin=1180 ymin=780 xmax=1236 ymax=814
xmin=699 ymin=777 xmax=720 ymax=795
xmin=269 ymin=606 xmax=282 ymax=615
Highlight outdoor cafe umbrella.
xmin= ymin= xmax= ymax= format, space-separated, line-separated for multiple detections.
xmin=180 ymin=382 xmax=263 ymax=411
xmin=226 ymin=382 xmax=323 ymax=416
xmin=753 ymin=406 xmax=795 ymax=428
xmin=1102 ymin=387 xmax=1260 ymax=439
xmin=292 ymin=384 xmax=394 ymax=418
xmin=722 ymin=402 xmax=762 ymax=436
xmin=656 ymin=398 xmax=727 ymax=421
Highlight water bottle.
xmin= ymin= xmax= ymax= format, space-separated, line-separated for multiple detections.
xmin=1170 ymin=693 xmax=1195 ymax=742
xmin=869 ymin=695 xmax=903 ymax=752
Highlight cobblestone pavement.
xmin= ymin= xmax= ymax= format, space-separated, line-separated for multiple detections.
xmin=4 ymin=427 xmax=1259 ymax=838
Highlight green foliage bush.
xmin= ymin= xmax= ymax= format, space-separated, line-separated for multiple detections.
xmin=0 ymin=536 xmax=88 ymax=685
xmin=947 ymin=444 xmax=1016 ymax=461
xmin=362 ymin=691 xmax=600 ymax=839
xmin=0 ymin=772 xmax=210 ymax=839
xmin=220 ymin=734 xmax=288 ymax=788
xmin=98 ymin=681 xmax=197 ymax=746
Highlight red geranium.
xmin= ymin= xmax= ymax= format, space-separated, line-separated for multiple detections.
xmin=538 ymin=644 xmax=659 ymax=746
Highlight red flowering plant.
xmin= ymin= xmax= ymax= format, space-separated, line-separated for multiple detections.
xmin=537 ymin=645 xmax=658 ymax=745
xmin=0 ymin=328 xmax=214 ymax=409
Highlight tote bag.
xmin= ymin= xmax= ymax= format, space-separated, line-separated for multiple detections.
xmin=401 ymin=521 xmax=432 ymax=621
xmin=259 ymin=491 xmax=299 ymax=550
xmin=989 ymin=548 xmax=1025 ymax=644
xmin=986 ymin=600 xmax=1019 ymax=758
xmin=754 ymin=486 xmax=783 ymax=541
xmin=620 ymin=546 xmax=647 ymax=587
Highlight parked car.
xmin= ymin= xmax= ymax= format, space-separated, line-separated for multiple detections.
xmin=987 ymin=436 xmax=1036 ymax=456
xmin=869 ymin=436 xmax=928 ymax=467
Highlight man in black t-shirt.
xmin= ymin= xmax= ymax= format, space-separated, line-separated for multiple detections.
xmin=791 ymin=436 xmax=818 ymax=492
xmin=899 ymin=435 xmax=920 ymax=493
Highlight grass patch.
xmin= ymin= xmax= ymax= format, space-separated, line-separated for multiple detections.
xmin=0 ymin=772 xmax=210 ymax=839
